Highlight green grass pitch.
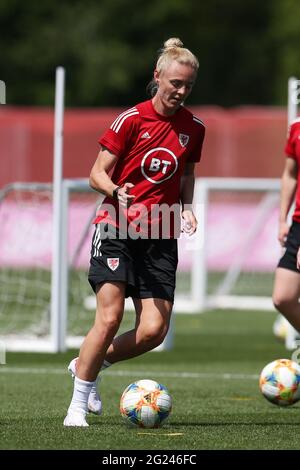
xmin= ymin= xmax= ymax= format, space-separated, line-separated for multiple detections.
xmin=0 ymin=309 xmax=299 ymax=450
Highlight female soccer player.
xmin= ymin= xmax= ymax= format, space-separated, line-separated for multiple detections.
xmin=272 ymin=117 xmax=300 ymax=341
xmin=64 ymin=37 xmax=205 ymax=426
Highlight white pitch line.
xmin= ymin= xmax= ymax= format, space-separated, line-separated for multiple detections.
xmin=0 ymin=366 xmax=259 ymax=380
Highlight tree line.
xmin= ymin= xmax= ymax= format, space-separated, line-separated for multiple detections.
xmin=0 ymin=0 xmax=299 ymax=107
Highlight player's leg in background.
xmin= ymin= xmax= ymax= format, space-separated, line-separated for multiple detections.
xmin=103 ymin=297 xmax=173 ymax=363
xmin=272 ymin=267 xmax=300 ymax=332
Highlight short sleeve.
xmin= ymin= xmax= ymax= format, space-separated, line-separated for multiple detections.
xmin=285 ymin=123 xmax=296 ymax=159
xmin=284 ymin=119 xmax=300 ymax=159
xmin=99 ymin=107 xmax=140 ymax=157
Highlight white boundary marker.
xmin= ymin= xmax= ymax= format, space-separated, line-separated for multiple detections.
xmin=0 ymin=366 xmax=259 ymax=380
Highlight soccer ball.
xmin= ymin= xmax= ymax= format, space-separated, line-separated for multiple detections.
xmin=259 ymin=359 xmax=300 ymax=406
xmin=120 ymin=379 xmax=172 ymax=428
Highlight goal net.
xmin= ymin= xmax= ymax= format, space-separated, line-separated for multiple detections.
xmin=0 ymin=182 xmax=101 ymax=351
xmin=0 ymin=183 xmax=53 ymax=341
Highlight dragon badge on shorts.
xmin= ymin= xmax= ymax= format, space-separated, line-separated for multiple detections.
xmin=107 ymin=258 xmax=120 ymax=271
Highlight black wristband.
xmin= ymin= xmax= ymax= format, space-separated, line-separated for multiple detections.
xmin=112 ymin=186 xmax=121 ymax=200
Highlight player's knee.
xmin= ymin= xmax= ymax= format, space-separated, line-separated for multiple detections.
xmin=142 ymin=322 xmax=168 ymax=347
xmin=95 ymin=308 xmax=122 ymax=334
xmin=272 ymin=294 xmax=284 ymax=312
xmin=272 ymin=294 xmax=294 ymax=313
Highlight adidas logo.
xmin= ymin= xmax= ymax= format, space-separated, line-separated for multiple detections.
xmin=141 ymin=132 xmax=151 ymax=139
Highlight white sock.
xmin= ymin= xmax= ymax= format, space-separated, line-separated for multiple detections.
xmin=88 ymin=360 xmax=111 ymax=401
xmin=87 ymin=361 xmax=111 ymax=407
xmin=69 ymin=377 xmax=96 ymax=414
xmin=89 ymin=376 xmax=101 ymax=405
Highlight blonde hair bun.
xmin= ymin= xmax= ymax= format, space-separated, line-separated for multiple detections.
xmin=163 ymin=38 xmax=184 ymax=50
xmin=154 ymin=37 xmax=199 ymax=77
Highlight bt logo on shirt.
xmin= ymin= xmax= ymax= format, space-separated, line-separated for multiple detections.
xmin=141 ymin=147 xmax=178 ymax=184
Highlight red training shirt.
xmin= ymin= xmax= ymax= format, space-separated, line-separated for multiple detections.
xmin=94 ymin=99 xmax=205 ymax=237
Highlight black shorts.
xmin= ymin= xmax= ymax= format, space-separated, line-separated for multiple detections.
xmin=88 ymin=224 xmax=178 ymax=302
xmin=278 ymin=221 xmax=300 ymax=273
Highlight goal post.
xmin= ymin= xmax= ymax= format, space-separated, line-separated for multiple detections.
xmin=288 ymin=76 xmax=300 ymax=125
xmin=51 ymin=66 xmax=66 ymax=352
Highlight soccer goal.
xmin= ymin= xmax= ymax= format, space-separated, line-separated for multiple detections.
xmin=195 ymin=177 xmax=281 ymax=310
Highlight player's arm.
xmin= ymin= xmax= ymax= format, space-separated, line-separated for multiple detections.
xmin=89 ymin=146 xmax=135 ymax=206
xmin=180 ymin=162 xmax=197 ymax=235
xmin=278 ymin=157 xmax=298 ymax=246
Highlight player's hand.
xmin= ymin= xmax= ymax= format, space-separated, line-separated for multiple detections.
xmin=181 ymin=210 xmax=197 ymax=235
xmin=116 ymin=182 xmax=135 ymax=208
xmin=278 ymin=221 xmax=289 ymax=247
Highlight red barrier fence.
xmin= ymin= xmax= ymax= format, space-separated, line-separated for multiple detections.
xmin=0 ymin=105 xmax=287 ymax=188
